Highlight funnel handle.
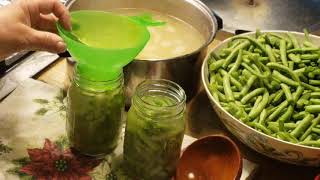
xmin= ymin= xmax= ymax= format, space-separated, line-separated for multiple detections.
xmin=129 ymin=13 xmax=165 ymax=27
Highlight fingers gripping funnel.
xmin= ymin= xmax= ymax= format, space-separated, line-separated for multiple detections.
xmin=57 ymin=10 xmax=164 ymax=81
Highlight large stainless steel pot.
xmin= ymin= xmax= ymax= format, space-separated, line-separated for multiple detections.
xmin=65 ymin=0 xmax=221 ymax=105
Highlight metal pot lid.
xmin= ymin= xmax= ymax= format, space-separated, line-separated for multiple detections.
xmin=202 ymin=0 xmax=320 ymax=33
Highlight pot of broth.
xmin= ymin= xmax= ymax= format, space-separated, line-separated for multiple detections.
xmin=65 ymin=0 xmax=221 ymax=105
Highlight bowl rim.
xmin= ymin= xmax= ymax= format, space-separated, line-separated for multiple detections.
xmin=201 ymin=30 xmax=320 ymax=151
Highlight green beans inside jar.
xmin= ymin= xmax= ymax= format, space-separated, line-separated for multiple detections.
xmin=66 ymin=68 xmax=125 ymax=157
xmin=123 ymin=79 xmax=186 ymax=180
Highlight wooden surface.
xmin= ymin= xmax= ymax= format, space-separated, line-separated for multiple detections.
xmin=36 ymin=31 xmax=319 ymax=180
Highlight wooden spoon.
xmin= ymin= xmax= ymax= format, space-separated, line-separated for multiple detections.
xmin=176 ymin=135 xmax=242 ymax=180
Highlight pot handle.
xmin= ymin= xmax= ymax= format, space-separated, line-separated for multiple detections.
xmin=58 ymin=51 xmax=71 ymax=58
xmin=212 ymin=11 xmax=223 ymax=30
xmin=234 ymin=29 xmax=251 ymax=35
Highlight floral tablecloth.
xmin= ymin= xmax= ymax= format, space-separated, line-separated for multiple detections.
xmin=0 ymin=78 xmax=256 ymax=180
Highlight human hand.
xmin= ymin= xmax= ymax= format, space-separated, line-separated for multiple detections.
xmin=0 ymin=0 xmax=71 ymax=59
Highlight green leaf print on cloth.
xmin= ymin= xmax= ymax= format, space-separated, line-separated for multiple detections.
xmin=33 ymin=90 xmax=66 ymax=118
xmin=0 ymin=139 xmax=12 ymax=156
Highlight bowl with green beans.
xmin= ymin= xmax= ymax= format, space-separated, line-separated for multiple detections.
xmin=201 ymin=30 xmax=320 ymax=166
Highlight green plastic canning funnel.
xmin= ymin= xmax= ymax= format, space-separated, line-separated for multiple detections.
xmin=57 ymin=10 xmax=164 ymax=81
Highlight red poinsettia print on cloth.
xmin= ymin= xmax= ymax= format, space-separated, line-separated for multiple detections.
xmin=20 ymin=139 xmax=101 ymax=180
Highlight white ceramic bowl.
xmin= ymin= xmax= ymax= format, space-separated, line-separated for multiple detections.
xmin=201 ymin=31 xmax=320 ymax=166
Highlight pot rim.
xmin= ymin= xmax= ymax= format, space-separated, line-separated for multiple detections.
xmin=65 ymin=0 xmax=218 ymax=62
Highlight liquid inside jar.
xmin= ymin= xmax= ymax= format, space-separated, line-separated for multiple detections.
xmin=67 ymin=74 xmax=125 ymax=157
xmin=123 ymin=80 xmax=186 ymax=179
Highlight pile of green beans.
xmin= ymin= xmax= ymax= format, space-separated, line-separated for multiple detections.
xmin=208 ymin=29 xmax=320 ymax=147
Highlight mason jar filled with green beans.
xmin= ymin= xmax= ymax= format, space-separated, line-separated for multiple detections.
xmin=123 ymin=79 xmax=186 ymax=179
xmin=66 ymin=67 xmax=125 ymax=157
xmin=207 ymin=29 xmax=320 ymax=147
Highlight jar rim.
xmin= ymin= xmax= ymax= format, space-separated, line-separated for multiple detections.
xmin=133 ymin=79 xmax=186 ymax=110
xmin=73 ymin=67 xmax=124 ymax=92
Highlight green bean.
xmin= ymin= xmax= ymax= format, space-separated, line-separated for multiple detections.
xmin=287 ymin=33 xmax=300 ymax=49
xmin=272 ymin=90 xmax=284 ymax=104
xmin=301 ymin=60 xmax=311 ymax=64
xmin=310 ymin=80 xmax=320 ymax=86
xmin=278 ymin=132 xmax=299 ymax=143
xmin=253 ymin=122 xmax=272 ymax=135
xmin=255 ymin=29 xmax=262 ymax=38
xmin=228 ymin=40 xmax=242 ymax=49
xmin=299 ymin=140 xmax=320 ymax=147
xmin=217 ymin=85 xmax=225 ymax=92
xmin=229 ymin=49 xmax=243 ymax=74
xmin=300 ymin=115 xmax=320 ymax=141
xmin=312 ymin=128 xmax=320 ymax=135
xmin=223 ymin=41 xmax=250 ymax=68
xmin=243 ymin=50 xmax=259 ymax=56
xmin=279 ymin=106 xmax=294 ymax=122
xmin=217 ymin=91 xmax=227 ymax=102
xmin=293 ymin=86 xmax=305 ymax=104
xmin=310 ymin=99 xmax=320 ymax=104
xmin=278 ymin=106 xmax=294 ymax=131
xmin=305 ymin=105 xmax=320 ymax=113
xmin=223 ymin=74 xmax=235 ymax=102
xmin=280 ymin=39 xmax=288 ymax=66
xmin=210 ymin=51 xmax=220 ymax=60
xmin=267 ymin=62 xmax=300 ymax=82
xmin=288 ymin=53 xmax=301 ymax=63
xmin=272 ymin=48 xmax=280 ymax=55
xmin=303 ymin=135 xmax=313 ymax=142
xmin=242 ymin=69 xmax=253 ymax=79
xmin=297 ymin=99 xmax=310 ymax=109
xmin=240 ymin=75 xmax=257 ymax=96
xmin=268 ymin=122 xmax=297 ymax=129
xmin=232 ymin=36 xmax=267 ymax=53
xmin=272 ymin=70 xmax=300 ymax=87
xmin=251 ymin=63 xmax=261 ymax=73
xmin=209 ymin=59 xmax=225 ymax=72
xmin=301 ymin=82 xmax=320 ymax=91
xmin=301 ymin=54 xmax=320 ymax=60
xmin=267 ymin=33 xmax=286 ymax=40
xmin=268 ymin=100 xmax=289 ymax=122
xmin=280 ymin=83 xmax=293 ymax=104
xmin=253 ymin=48 xmax=263 ymax=54
xmin=249 ymin=91 xmax=269 ymax=119
xmin=259 ymin=109 xmax=267 ymax=125
xmin=303 ymin=41 xmax=317 ymax=48
xmin=267 ymin=92 xmax=276 ymax=103
xmin=252 ymin=96 xmax=262 ymax=108
xmin=287 ymin=47 xmax=319 ymax=54
xmin=291 ymin=114 xmax=314 ymax=138
xmin=269 ymin=124 xmax=293 ymax=133
xmin=241 ymin=88 xmax=265 ymax=104
xmin=311 ymin=92 xmax=320 ymax=98
xmin=293 ymin=111 xmax=307 ymax=120
xmin=220 ymin=70 xmax=243 ymax=90
xmin=209 ymin=88 xmax=220 ymax=103
xmin=293 ymin=67 xmax=305 ymax=74
xmin=268 ymin=33 xmax=291 ymax=48
xmin=288 ymin=61 xmax=294 ymax=70
xmin=242 ymin=62 xmax=269 ymax=78
xmin=304 ymin=28 xmax=311 ymax=42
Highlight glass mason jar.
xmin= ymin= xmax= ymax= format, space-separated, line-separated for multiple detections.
xmin=123 ymin=79 xmax=186 ymax=179
xmin=66 ymin=68 xmax=125 ymax=157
